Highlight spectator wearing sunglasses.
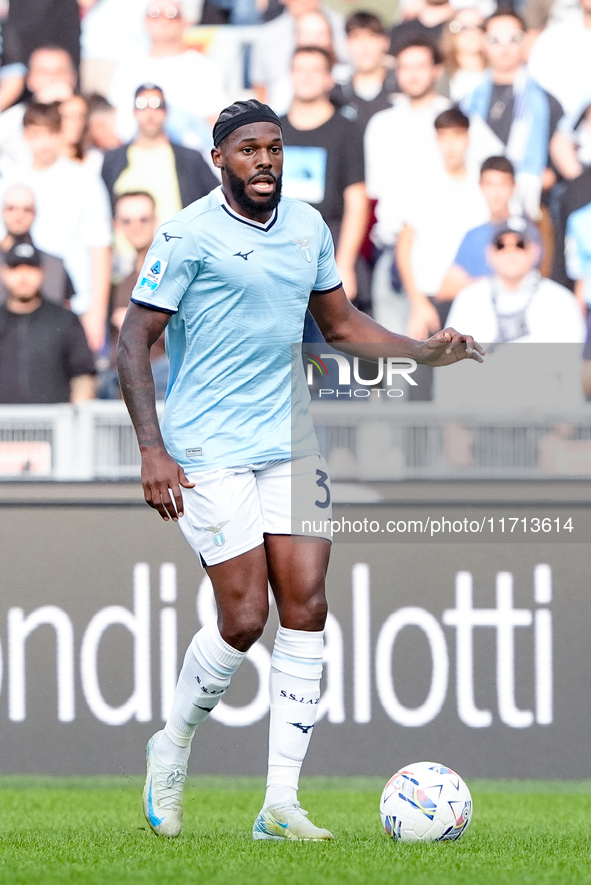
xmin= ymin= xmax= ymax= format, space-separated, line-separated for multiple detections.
xmin=101 ymin=84 xmax=217 ymax=225
xmin=435 ymin=216 xmax=585 ymax=468
xmin=108 ymin=0 xmax=226 ymax=152
xmin=444 ymin=216 xmax=583 ymax=344
xmin=461 ymin=8 xmax=565 ymax=220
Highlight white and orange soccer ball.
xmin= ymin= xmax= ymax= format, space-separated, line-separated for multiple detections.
xmin=379 ymin=762 xmax=473 ymax=842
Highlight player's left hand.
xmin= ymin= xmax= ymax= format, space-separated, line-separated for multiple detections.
xmin=419 ymin=328 xmax=485 ymax=367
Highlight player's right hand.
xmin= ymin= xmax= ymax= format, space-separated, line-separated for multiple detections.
xmin=140 ymin=447 xmax=195 ymax=522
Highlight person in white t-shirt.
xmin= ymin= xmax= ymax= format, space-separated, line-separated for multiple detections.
xmin=364 ymin=39 xmax=451 ymax=250
xmin=108 ymin=0 xmax=227 ymax=151
xmin=396 ymin=107 xmax=489 ymax=339
xmin=0 ymin=46 xmax=78 ymax=174
xmin=446 ymin=216 xmax=584 ymax=342
xmin=528 ymin=0 xmax=591 ymax=118
xmin=6 ymin=103 xmax=113 ymax=352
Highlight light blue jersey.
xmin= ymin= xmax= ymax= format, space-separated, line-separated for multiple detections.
xmin=566 ymin=202 xmax=591 ymax=306
xmin=131 ymin=186 xmax=341 ymax=472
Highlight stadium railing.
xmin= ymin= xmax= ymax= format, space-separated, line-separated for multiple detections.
xmin=1 ymin=401 xmax=591 ymax=481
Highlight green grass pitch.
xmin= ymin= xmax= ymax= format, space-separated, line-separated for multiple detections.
xmin=1 ymin=776 xmax=591 ymax=885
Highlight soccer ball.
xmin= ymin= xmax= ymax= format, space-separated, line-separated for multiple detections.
xmin=379 ymin=761 xmax=472 ymax=842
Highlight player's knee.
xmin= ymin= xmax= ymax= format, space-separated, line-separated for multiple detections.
xmin=220 ymin=615 xmax=267 ymax=651
xmin=283 ymin=590 xmax=327 ymax=631
xmin=304 ymin=592 xmax=328 ymax=630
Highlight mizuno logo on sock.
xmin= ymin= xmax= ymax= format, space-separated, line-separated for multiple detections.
xmin=288 ymin=722 xmax=314 ymax=734
xmin=193 ymin=703 xmax=214 ymax=712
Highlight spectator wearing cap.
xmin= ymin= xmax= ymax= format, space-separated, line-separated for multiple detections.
xmin=435 ymin=217 xmax=585 ymax=467
xmin=438 ymin=156 xmax=517 ymax=303
xmin=0 ymin=184 xmax=75 ymax=308
xmin=445 ymin=217 xmax=584 ymax=343
xmin=101 ymin=84 xmax=218 ymax=224
xmin=107 ymin=0 xmax=227 ymax=151
xmin=0 ymin=242 xmax=96 ymax=404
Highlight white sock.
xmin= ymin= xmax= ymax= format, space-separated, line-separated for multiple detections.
xmin=158 ymin=622 xmax=246 ymax=767
xmin=264 ymin=626 xmax=324 ymax=809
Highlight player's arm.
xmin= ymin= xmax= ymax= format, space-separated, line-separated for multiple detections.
xmin=117 ymin=302 xmax=195 ymax=521
xmin=308 ymin=285 xmax=484 ymax=366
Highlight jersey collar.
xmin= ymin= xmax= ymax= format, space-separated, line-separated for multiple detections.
xmin=214 ymin=185 xmax=278 ymax=232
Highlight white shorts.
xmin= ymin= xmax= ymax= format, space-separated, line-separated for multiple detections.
xmin=178 ymin=454 xmax=333 ymax=566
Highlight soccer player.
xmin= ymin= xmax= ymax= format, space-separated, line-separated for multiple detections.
xmin=117 ymin=99 xmax=483 ymax=842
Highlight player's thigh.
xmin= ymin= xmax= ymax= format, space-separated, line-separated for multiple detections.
xmin=206 ymin=545 xmax=270 ymax=649
xmin=178 ymin=466 xmax=270 ymax=645
xmin=256 ymin=454 xmax=333 ymax=540
xmin=256 ymin=456 xmax=332 ymax=628
xmin=178 ymin=465 xmax=264 ymax=566
xmin=264 ymin=533 xmax=331 ymax=630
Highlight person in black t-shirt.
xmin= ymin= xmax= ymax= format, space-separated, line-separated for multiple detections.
xmin=331 ymin=12 xmax=396 ymax=134
xmin=2 ymin=0 xmax=80 ymax=73
xmin=280 ymin=46 xmax=368 ymax=308
xmin=389 ymin=0 xmax=453 ymax=56
xmin=0 ymin=243 xmax=96 ymax=404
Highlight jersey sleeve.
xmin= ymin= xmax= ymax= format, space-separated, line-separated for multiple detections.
xmin=311 ymin=219 xmax=341 ymax=294
xmin=131 ymin=219 xmax=201 ymax=314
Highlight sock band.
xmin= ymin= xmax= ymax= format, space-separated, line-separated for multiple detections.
xmin=192 ymin=621 xmax=246 ymax=677
xmin=271 ymin=626 xmax=324 ymax=680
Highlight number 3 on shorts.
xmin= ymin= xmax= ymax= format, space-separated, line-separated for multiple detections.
xmin=315 ymin=469 xmax=331 ymax=509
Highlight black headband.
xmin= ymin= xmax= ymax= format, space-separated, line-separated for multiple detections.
xmin=213 ymin=108 xmax=282 ymax=147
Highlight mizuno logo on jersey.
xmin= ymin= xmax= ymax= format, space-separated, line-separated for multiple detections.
xmin=291 ymin=235 xmax=313 ymax=262
xmin=162 ymin=232 xmax=182 ymax=242
xmin=233 ymin=250 xmax=253 ymax=260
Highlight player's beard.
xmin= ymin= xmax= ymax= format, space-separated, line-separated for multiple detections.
xmin=225 ymin=166 xmax=282 ymax=219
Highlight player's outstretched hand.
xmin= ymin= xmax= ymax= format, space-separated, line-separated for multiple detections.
xmin=419 ymin=328 xmax=485 ymax=367
xmin=141 ymin=447 xmax=195 ymax=522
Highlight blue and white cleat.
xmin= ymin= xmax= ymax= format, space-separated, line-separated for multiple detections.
xmin=252 ymin=803 xmax=334 ymax=841
xmin=142 ymin=730 xmax=187 ymax=838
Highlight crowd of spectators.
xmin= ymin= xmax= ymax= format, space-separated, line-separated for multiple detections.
xmin=0 ymin=0 xmax=590 ymax=407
